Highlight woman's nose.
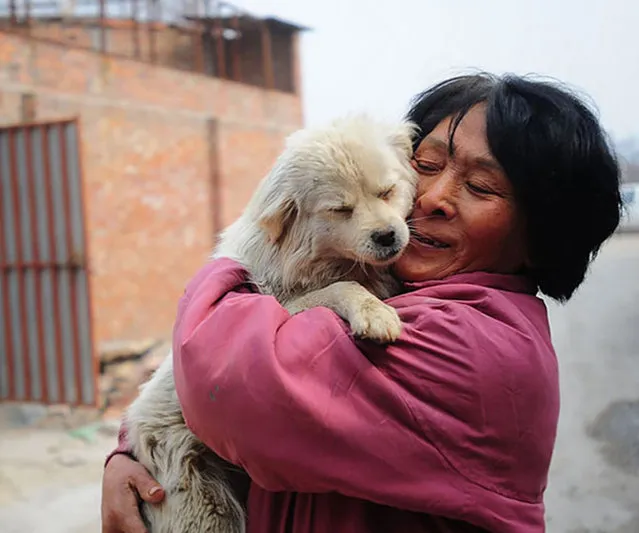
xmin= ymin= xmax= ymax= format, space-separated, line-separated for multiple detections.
xmin=415 ymin=174 xmax=457 ymax=219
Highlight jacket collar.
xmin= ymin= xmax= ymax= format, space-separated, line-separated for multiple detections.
xmin=402 ymin=271 xmax=538 ymax=295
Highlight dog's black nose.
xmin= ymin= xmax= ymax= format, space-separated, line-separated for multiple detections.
xmin=371 ymin=229 xmax=397 ymax=248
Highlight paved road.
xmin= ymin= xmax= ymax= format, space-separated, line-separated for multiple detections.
xmin=0 ymin=233 xmax=637 ymax=533
xmin=544 ymin=233 xmax=639 ymax=533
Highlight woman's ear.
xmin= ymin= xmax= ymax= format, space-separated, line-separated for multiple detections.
xmin=258 ymin=197 xmax=298 ymax=245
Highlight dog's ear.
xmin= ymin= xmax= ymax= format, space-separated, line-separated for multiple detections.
xmin=258 ymin=197 xmax=298 ymax=244
xmin=388 ymin=121 xmax=418 ymax=158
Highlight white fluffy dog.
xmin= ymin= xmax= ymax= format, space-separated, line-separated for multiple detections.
xmin=124 ymin=115 xmax=419 ymax=533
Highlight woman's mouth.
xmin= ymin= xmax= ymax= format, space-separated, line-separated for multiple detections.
xmin=410 ymin=230 xmax=451 ymax=249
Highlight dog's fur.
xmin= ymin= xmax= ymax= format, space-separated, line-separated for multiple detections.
xmin=124 ymin=115 xmax=419 ymax=533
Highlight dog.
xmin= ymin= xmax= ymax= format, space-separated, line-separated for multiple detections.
xmin=124 ymin=114 xmax=419 ymax=533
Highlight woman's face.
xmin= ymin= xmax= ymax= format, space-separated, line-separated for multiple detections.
xmin=394 ymin=104 xmax=528 ymax=282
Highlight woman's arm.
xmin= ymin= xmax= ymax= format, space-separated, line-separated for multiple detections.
xmin=172 ymin=258 xmax=476 ymax=512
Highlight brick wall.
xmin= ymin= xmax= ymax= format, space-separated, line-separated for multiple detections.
xmin=0 ymin=31 xmax=304 ymax=346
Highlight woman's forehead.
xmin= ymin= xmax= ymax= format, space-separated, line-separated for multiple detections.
xmin=417 ymin=107 xmax=503 ymax=171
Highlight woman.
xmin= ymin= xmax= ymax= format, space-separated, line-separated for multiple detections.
xmin=101 ymin=73 xmax=622 ymax=533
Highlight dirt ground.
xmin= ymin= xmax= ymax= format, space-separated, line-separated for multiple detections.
xmin=0 ymin=406 xmax=118 ymax=532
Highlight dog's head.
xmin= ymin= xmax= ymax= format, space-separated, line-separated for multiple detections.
xmin=256 ymin=114 xmax=419 ymax=267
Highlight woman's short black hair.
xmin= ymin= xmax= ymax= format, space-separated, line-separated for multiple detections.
xmin=406 ymin=73 xmax=623 ymax=302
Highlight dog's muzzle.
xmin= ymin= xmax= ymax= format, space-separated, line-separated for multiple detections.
xmin=370 ymin=227 xmax=404 ymax=261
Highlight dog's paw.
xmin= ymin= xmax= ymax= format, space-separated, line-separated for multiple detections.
xmin=349 ymin=298 xmax=402 ymax=343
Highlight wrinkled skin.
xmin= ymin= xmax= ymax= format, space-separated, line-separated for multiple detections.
xmin=101 ymin=454 xmax=165 ymax=533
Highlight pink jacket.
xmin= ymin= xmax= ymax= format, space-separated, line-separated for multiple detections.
xmin=112 ymin=258 xmax=560 ymax=533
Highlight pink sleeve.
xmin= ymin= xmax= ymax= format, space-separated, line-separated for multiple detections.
xmin=172 ymin=258 xmax=472 ymax=510
xmin=104 ymin=421 xmax=132 ymax=467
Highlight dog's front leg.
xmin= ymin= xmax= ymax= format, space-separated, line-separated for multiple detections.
xmin=284 ymin=281 xmax=401 ymax=343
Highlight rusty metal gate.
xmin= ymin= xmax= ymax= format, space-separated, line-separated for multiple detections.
xmin=0 ymin=119 xmax=97 ymax=406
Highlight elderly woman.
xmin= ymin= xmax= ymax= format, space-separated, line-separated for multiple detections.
xmin=101 ymin=73 xmax=622 ymax=533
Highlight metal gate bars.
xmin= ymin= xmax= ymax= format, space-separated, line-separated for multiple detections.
xmin=0 ymin=119 xmax=97 ymax=406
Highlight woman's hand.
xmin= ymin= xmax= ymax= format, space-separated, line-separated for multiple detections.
xmin=101 ymin=454 xmax=165 ymax=533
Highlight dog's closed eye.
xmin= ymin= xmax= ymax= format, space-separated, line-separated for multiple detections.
xmin=377 ymin=186 xmax=395 ymax=201
xmin=330 ymin=205 xmax=355 ymax=215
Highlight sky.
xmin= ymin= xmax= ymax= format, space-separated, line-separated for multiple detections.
xmin=236 ymin=0 xmax=638 ymax=150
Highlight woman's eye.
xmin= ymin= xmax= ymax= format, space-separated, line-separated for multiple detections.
xmin=412 ymin=159 xmax=441 ymax=173
xmin=467 ymin=182 xmax=494 ymax=195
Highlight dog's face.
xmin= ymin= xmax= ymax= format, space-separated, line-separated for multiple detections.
xmin=258 ymin=115 xmax=419 ymax=266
